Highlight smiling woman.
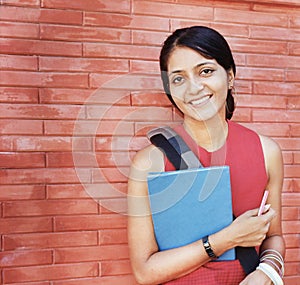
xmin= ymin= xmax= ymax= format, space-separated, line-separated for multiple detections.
xmin=167 ymin=47 xmax=233 ymax=126
xmin=127 ymin=26 xmax=285 ymax=285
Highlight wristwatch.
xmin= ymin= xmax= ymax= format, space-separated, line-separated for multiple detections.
xmin=202 ymin=235 xmax=218 ymax=259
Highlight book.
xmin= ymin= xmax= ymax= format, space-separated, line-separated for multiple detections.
xmin=147 ymin=165 xmax=235 ymax=261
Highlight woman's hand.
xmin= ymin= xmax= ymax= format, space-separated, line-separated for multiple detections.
xmin=239 ymin=268 xmax=272 ymax=285
xmin=228 ymin=207 xmax=276 ymax=248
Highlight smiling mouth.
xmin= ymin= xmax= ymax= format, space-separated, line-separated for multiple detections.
xmin=189 ymin=95 xmax=212 ymax=106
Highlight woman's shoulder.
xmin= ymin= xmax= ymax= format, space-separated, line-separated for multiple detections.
xmin=129 ymin=144 xmax=165 ymax=182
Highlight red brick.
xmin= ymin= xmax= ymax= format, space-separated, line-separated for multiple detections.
xmin=47 ymin=151 xmax=131 ymax=168
xmin=39 ymin=57 xmax=129 ymax=73
xmin=228 ymin=38 xmax=288 ymax=55
xmin=48 ymin=183 xmax=126 ymax=200
xmin=99 ymin=229 xmax=127 ymax=245
xmin=0 ymin=217 xmax=52 ymax=234
xmin=283 ymin=221 xmax=300 ymax=235
xmin=0 ymin=6 xmax=83 ymax=24
xmin=170 ymin=19 xmax=209 ymax=32
xmin=1 ymin=0 xmax=40 ymax=7
xmin=289 ymin=42 xmax=300 ymax=56
xmin=0 ymin=87 xmax=39 ymax=103
xmin=283 ymin=193 xmax=300 ymax=207
xmin=236 ymin=95 xmax=286 ymax=109
xmin=0 ymin=104 xmax=82 ymax=119
xmin=284 ymin=261 xmax=300 ymax=276
xmin=130 ymin=60 xmax=160 ymax=74
xmin=251 ymin=26 xmax=298 ymax=41
xmin=0 ymin=152 xmax=45 ymax=168
xmin=83 ymin=43 xmax=160 ymax=60
xmin=132 ymin=30 xmax=170 ymax=46
xmin=214 ymin=7 xmax=288 ymax=27
xmin=291 ymin=124 xmax=300 ymax=136
xmin=3 ymin=263 xmax=99 ymax=283
xmin=253 ymin=110 xmax=299 ymax=123
xmin=9 ymin=136 xmax=89 ymax=152
xmin=0 ymin=250 xmax=52 ymax=267
xmin=40 ymin=88 xmax=130 ymax=105
xmin=0 ymin=168 xmax=90 ymax=185
xmin=210 ymin=23 xmax=249 ymax=39
xmin=92 ymin=167 xmax=129 ymax=183
xmin=54 ymin=245 xmax=129 ymax=263
xmin=42 ymin=0 xmax=130 ymax=13
xmin=176 ymin=0 xmax=251 ymax=9
xmin=0 ymin=21 xmax=39 ymax=39
xmin=0 ymin=38 xmax=82 ymax=56
xmin=0 ymin=119 xmax=43 ymax=135
xmin=231 ymin=107 xmax=252 ymax=122
xmin=284 ymin=234 xmax=300 ymax=248
xmin=101 ymin=259 xmax=132 ymax=276
xmin=253 ymin=82 xmax=300 ymax=96
xmin=236 ymin=67 xmax=284 ymax=81
xmin=99 ymin=198 xmax=127 ymax=215
xmin=285 ymin=248 xmax=300 ymax=262
xmin=285 ymin=165 xmax=300 ymax=178
xmin=0 ymin=71 xmax=89 ymax=88
xmin=55 ymin=214 xmax=126 ymax=231
xmin=84 ymin=12 xmax=169 ymax=31
xmin=87 ymin=106 xmax=172 ymax=121
xmin=47 ymin=184 xmax=87 ymax=199
xmin=45 ymin=120 xmax=133 ymax=136
xmin=3 ymin=231 xmax=98 ymax=250
xmin=282 ymin=207 xmax=299 ymax=221
xmin=90 ymin=73 xmax=164 ymax=90
xmin=247 ymin=54 xmax=300 ymax=69
xmin=290 ymin=15 xmax=300 ymax=29
xmin=284 ymin=276 xmax=300 ymax=285
xmin=241 ymin=122 xmax=290 ymax=137
xmin=133 ymin=1 xmax=213 ymax=20
xmin=294 ymin=151 xmax=300 ymax=164
xmin=234 ymin=80 xmax=252 ymax=94
xmin=53 ymin=275 xmax=137 ymax=285
xmin=0 ymin=184 xmax=45 ymax=201
xmin=282 ymin=151 xmax=294 ymax=165
xmin=288 ymin=97 xmax=300 ymax=110
xmin=131 ymin=91 xmax=170 ymax=106
xmin=0 ymin=54 xmax=38 ymax=71
xmin=95 ymin=136 xmax=149 ymax=151
xmin=286 ymin=69 xmax=300 ymax=82
xmin=3 ymin=199 xmax=98 ymax=217
xmin=40 ymin=24 xmax=130 ymax=43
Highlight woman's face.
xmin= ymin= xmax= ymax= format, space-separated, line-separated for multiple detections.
xmin=167 ymin=47 xmax=234 ymax=122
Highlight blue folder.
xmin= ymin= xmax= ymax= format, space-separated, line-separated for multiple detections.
xmin=147 ymin=165 xmax=235 ymax=261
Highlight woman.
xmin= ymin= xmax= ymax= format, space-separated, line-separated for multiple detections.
xmin=127 ymin=26 xmax=285 ymax=285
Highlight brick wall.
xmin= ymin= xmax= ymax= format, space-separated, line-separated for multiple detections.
xmin=0 ymin=0 xmax=299 ymax=284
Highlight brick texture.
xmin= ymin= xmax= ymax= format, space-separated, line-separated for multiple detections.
xmin=0 ymin=0 xmax=299 ymax=284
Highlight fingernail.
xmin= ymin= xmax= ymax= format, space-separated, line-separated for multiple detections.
xmin=264 ymin=204 xmax=271 ymax=212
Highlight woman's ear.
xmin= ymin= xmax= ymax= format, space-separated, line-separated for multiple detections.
xmin=227 ymin=69 xmax=235 ymax=89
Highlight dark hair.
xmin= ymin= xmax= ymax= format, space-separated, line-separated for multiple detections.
xmin=159 ymin=26 xmax=236 ymax=120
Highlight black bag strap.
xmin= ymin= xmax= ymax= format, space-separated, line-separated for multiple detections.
xmin=147 ymin=126 xmax=259 ymax=275
xmin=147 ymin=126 xmax=202 ymax=170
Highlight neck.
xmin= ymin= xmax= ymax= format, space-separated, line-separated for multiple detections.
xmin=183 ymin=115 xmax=228 ymax=152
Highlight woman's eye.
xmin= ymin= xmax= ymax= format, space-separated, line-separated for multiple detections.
xmin=172 ymin=76 xmax=184 ymax=84
xmin=200 ymin=68 xmax=214 ymax=76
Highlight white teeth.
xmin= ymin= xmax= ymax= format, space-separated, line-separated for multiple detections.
xmin=190 ymin=96 xmax=210 ymax=105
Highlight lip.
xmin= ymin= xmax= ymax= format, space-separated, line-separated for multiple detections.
xmin=188 ymin=94 xmax=212 ymax=107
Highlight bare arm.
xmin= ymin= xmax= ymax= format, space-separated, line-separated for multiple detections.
xmin=240 ymin=135 xmax=285 ymax=285
xmin=127 ymin=145 xmax=276 ymax=285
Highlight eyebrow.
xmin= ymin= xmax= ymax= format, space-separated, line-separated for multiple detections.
xmin=168 ymin=61 xmax=216 ymax=76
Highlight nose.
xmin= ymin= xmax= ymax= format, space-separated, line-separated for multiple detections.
xmin=188 ymin=77 xmax=204 ymax=95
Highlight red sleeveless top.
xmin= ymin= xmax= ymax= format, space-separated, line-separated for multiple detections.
xmin=163 ymin=121 xmax=268 ymax=285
